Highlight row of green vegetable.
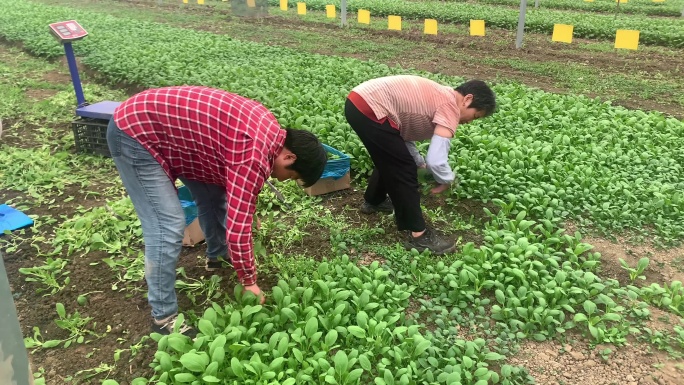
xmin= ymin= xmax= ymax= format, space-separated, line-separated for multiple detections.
xmin=388 ymin=0 xmax=684 ymax=17
xmin=273 ymin=0 xmax=684 ymax=47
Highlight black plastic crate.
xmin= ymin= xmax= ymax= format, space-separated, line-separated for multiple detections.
xmin=71 ymin=117 xmax=111 ymax=157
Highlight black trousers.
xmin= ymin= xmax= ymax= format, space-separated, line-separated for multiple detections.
xmin=345 ymin=99 xmax=426 ymax=232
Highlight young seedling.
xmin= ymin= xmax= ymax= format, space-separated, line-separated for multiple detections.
xmin=599 ymin=347 xmax=612 ymax=362
xmin=76 ymin=290 xmax=103 ymax=306
xmin=175 ymin=267 xmax=223 ymax=305
xmin=53 ymin=303 xmax=104 ymax=348
xmin=573 ymin=300 xmax=623 ymax=344
xmin=619 ymin=257 xmax=650 ymax=282
xmin=102 ymin=252 xmax=145 ymax=292
xmin=18 ymin=258 xmax=70 ymax=295
xmin=24 ymin=303 xmax=105 ymax=353
xmin=114 ymin=335 xmax=150 ymax=363
xmin=71 ymin=363 xmax=116 ymax=382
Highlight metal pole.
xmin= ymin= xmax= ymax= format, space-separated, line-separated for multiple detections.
xmin=515 ymin=0 xmax=527 ymax=49
xmin=341 ymin=0 xmax=347 ymax=27
xmin=63 ymin=42 xmax=87 ymax=107
xmin=0 ymin=251 xmax=33 ymax=385
xmin=534 ymin=0 xmax=539 ymax=8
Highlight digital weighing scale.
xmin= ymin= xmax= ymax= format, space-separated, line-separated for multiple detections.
xmin=49 ymin=20 xmax=121 ymax=156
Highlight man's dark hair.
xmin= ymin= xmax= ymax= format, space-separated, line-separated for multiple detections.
xmin=284 ymin=128 xmax=327 ymax=187
xmin=455 ymin=80 xmax=497 ymax=117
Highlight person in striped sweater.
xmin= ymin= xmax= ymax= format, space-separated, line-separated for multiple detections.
xmin=345 ymin=75 xmax=496 ymax=255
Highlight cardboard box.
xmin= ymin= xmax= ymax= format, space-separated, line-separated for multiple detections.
xmin=182 ymin=218 xmax=205 ymax=246
xmin=304 ymin=171 xmax=351 ymax=196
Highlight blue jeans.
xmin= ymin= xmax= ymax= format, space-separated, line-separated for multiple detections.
xmin=107 ymin=119 xmax=228 ymax=319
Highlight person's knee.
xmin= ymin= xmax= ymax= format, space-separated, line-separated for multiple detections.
xmin=155 ymin=212 xmax=186 ymax=244
xmin=170 ymin=216 xmax=187 ymax=238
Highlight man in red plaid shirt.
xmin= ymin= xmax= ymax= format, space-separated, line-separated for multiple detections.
xmin=107 ymin=86 xmax=326 ymax=337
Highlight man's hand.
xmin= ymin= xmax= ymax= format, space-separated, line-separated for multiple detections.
xmin=431 ymin=183 xmax=450 ymax=195
xmin=244 ymin=284 xmax=266 ymax=304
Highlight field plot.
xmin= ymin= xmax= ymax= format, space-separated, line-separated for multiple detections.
xmin=426 ymin=0 xmax=684 ymax=17
xmin=1 ymin=0 xmax=684 ymax=384
xmin=266 ymin=0 xmax=684 ymax=47
xmin=43 ymin=0 xmax=684 ymax=116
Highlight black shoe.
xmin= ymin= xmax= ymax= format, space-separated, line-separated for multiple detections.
xmin=205 ymin=257 xmax=230 ymax=272
xmin=151 ymin=313 xmax=197 ymax=338
xmin=404 ymin=227 xmax=456 ymax=255
xmin=360 ymin=198 xmax=394 ymax=214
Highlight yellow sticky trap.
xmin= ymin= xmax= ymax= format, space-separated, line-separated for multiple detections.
xmin=388 ymin=15 xmax=401 ymax=31
xmin=297 ymin=2 xmax=306 ymax=14
xmin=552 ymin=24 xmax=573 ymax=44
xmin=583 ymin=0 xmax=594 ymax=2
xmin=424 ymin=19 xmax=438 ymax=35
xmin=183 ymin=0 xmax=188 ymax=3
xmin=197 ymin=0 xmax=204 ymax=4
xmin=326 ymin=5 xmax=336 ymax=18
xmin=470 ymin=20 xmax=485 ymax=36
xmin=652 ymin=0 xmax=665 ymax=2
xmin=615 ymin=29 xmax=639 ymax=50
xmin=358 ymin=9 xmax=370 ymax=24
xmin=247 ymin=0 xmax=256 ymax=7
xmin=280 ymin=0 xmax=288 ymax=11
xmin=616 ymin=0 xmax=628 ymax=3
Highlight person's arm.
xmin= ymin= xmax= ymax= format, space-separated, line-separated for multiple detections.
xmin=428 ymin=101 xmax=460 ymax=193
xmin=425 ymin=125 xmax=455 ymax=186
xmin=225 ymin=163 xmax=264 ymax=301
xmin=405 ymin=141 xmax=426 ymax=168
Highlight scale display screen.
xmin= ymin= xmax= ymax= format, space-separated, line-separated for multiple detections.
xmin=49 ymin=20 xmax=88 ymax=43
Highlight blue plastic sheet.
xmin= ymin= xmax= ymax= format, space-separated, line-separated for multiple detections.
xmin=177 ymin=186 xmax=198 ymax=226
xmin=0 ymin=204 xmax=34 ymax=233
xmin=321 ymin=144 xmax=351 ymax=180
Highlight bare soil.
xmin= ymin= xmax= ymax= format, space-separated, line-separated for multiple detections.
xmin=24 ymin=88 xmax=60 ymax=101
xmin=590 ymin=235 xmax=684 ymax=287
xmin=509 ymin=338 xmax=683 ymax=385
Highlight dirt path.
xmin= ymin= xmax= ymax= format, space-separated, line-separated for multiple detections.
xmin=510 ymin=338 xmax=682 ymax=385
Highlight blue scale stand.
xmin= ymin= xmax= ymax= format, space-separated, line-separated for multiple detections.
xmin=49 ymin=20 xmax=122 ymax=120
xmin=49 ymin=21 xmax=121 ymax=156
xmin=0 ymin=205 xmax=34 ymax=233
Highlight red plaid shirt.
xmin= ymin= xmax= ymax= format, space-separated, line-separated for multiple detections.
xmin=113 ymin=86 xmax=286 ymax=286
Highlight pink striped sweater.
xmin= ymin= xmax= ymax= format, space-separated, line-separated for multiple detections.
xmin=349 ymin=75 xmax=461 ymax=141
